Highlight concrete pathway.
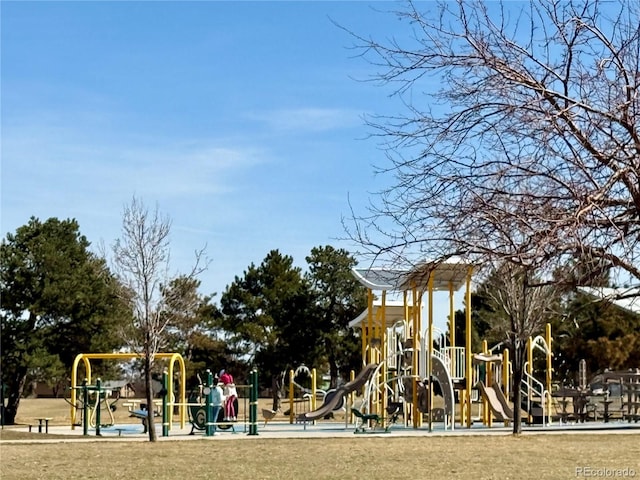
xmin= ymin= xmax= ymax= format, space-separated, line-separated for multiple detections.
xmin=2 ymin=419 xmax=639 ymax=443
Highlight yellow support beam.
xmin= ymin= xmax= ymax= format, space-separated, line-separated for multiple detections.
xmin=427 ymin=274 xmax=434 ymax=432
xmin=381 ymin=290 xmax=387 ymax=417
xmin=527 ymin=336 xmax=533 ymax=425
xmin=412 ymin=285 xmax=421 ymax=428
xmin=449 ymin=280 xmax=455 ymax=386
xmin=367 ymin=289 xmax=374 ymax=364
xmin=546 ymin=322 xmax=553 ymax=423
xmin=503 ymin=347 xmax=510 ymax=427
xmin=465 ymin=267 xmax=473 ymax=428
xmin=71 ymin=352 xmax=186 ymax=430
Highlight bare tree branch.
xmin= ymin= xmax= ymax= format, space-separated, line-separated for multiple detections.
xmin=111 ymin=196 xmax=208 ymax=441
xmin=342 ymin=0 xmax=639 ymax=287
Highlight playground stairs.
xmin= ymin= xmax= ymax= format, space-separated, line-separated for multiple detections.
xmin=520 ymin=397 xmax=545 ymax=425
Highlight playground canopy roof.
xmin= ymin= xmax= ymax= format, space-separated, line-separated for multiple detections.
xmin=351 ymin=258 xmax=470 ymax=292
xmin=576 ymin=286 xmax=640 ymax=316
xmin=348 ymin=300 xmax=409 ymax=329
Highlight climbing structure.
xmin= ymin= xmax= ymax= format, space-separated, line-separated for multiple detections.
xmin=349 ymin=259 xmax=474 ymax=430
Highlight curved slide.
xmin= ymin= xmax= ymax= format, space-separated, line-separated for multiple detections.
xmin=431 ymin=354 xmax=455 ymax=421
xmin=297 ymin=363 xmax=379 ymax=422
xmin=477 ymin=381 xmax=513 ymax=421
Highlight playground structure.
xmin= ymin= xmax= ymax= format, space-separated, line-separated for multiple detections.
xmin=296 ymin=363 xmax=378 ymax=425
xmin=347 ymin=260 xmax=558 ymax=430
xmin=284 ymin=365 xmax=325 ymax=421
xmin=67 ymin=377 xmax=120 ymax=435
xmin=70 ymin=352 xmax=187 ymax=431
xmin=348 ymin=261 xmax=474 ymax=430
xmin=67 ymin=357 xmax=261 ymax=437
xmin=64 ymin=277 xmax=638 ymax=437
xmin=185 ymin=370 xmax=244 ymax=435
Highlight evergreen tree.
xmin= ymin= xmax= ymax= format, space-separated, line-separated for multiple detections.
xmin=0 ymin=217 xmax=128 ymax=424
xmin=305 ymin=246 xmax=367 ymax=387
xmin=219 ymin=250 xmax=321 ymax=393
xmin=161 ymin=276 xmax=227 ymax=388
xmin=553 ymin=293 xmax=640 ymax=383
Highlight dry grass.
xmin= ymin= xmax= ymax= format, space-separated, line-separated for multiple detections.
xmin=1 ymin=434 xmax=639 ymax=479
xmin=1 ymin=400 xmax=639 ymax=479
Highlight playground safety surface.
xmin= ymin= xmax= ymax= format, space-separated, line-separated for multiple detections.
xmin=4 ymin=420 xmax=640 ymax=443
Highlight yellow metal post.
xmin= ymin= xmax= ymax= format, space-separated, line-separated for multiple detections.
xmin=361 ymin=317 xmax=367 ymax=366
xmin=481 ymin=340 xmax=489 ymax=426
xmin=381 ymin=290 xmax=387 ymax=417
xmin=449 ymin=281 xmax=455 ymax=380
xmin=412 ymin=285 xmax=421 ymax=428
xmin=167 ymin=353 xmax=187 ymax=429
xmin=71 ymin=352 xmax=186 ymax=430
xmin=311 ymin=368 xmax=317 ymax=413
xmin=465 ymin=267 xmax=473 ymax=428
xmin=546 ymin=322 xmax=553 ymax=424
xmin=427 ymin=274 xmax=434 ymax=432
xmin=348 ymin=369 xmax=355 ymax=424
xmin=367 ymin=289 xmax=374 ymax=365
xmin=403 ymin=290 xmax=409 ymax=340
xmin=448 ymin=281 xmax=456 ymax=430
xmin=527 ymin=337 xmax=533 ymax=425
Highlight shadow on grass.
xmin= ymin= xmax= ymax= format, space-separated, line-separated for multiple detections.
xmin=0 ymin=428 xmax=76 ymax=441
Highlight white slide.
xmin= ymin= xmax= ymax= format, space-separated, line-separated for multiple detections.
xmin=477 ymin=381 xmax=513 ymax=421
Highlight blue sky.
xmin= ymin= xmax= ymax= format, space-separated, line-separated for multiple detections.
xmin=1 ymin=1 xmax=461 ymax=327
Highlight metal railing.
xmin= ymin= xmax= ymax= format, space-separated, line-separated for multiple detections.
xmin=521 ymin=362 xmax=549 ymax=426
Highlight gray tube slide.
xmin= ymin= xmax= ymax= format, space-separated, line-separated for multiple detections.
xmin=296 ymin=363 xmax=378 ymax=422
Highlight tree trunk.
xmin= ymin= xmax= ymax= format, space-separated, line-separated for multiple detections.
xmin=3 ymin=367 xmax=28 ymax=425
xmin=329 ymin=357 xmax=339 ymax=390
xmin=144 ymin=350 xmax=157 ymax=442
xmin=271 ymin=375 xmax=281 ymax=411
xmin=511 ymin=340 xmax=525 ymax=435
xmin=325 ymin=338 xmax=339 ymax=389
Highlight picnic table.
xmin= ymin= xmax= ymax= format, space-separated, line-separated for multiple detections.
xmin=29 ymin=417 xmax=52 ymax=433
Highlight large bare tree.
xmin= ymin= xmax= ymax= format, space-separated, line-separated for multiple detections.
xmin=344 ymin=0 xmax=639 ymax=432
xmin=477 ymin=263 xmax=558 ymax=433
xmin=112 ymin=197 xmax=205 ymax=441
xmin=346 ymin=0 xmax=639 ymax=282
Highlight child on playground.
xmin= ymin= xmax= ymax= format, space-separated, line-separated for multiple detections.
xmin=211 ymin=376 xmax=225 ymax=434
xmin=219 ymin=369 xmax=238 ymax=421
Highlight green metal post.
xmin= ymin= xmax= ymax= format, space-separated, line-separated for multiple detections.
xmin=162 ymin=370 xmax=169 ymax=437
xmin=95 ymin=378 xmax=102 ymax=436
xmin=82 ymin=378 xmax=89 ymax=436
xmin=206 ymin=369 xmax=214 ymax=436
xmin=249 ymin=369 xmax=258 ymax=436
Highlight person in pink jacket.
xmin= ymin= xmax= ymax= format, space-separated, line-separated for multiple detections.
xmin=219 ymin=369 xmax=238 ymax=421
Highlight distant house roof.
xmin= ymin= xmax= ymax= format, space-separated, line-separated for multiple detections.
xmin=577 ymin=286 xmax=640 ymax=315
xmin=102 ymin=380 xmax=134 ymax=390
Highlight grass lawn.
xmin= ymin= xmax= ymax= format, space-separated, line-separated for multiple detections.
xmin=1 ymin=433 xmax=639 ymax=480
xmin=1 ymin=400 xmax=639 ymax=479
